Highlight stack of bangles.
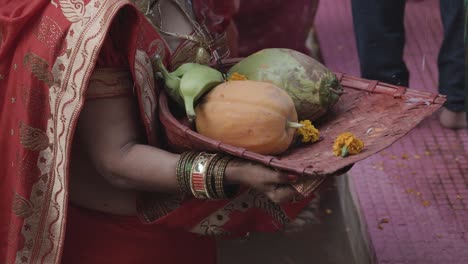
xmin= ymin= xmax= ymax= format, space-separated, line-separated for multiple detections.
xmin=176 ymin=151 xmax=239 ymax=199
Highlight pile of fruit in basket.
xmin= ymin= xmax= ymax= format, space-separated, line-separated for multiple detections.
xmin=156 ymin=48 xmax=363 ymax=157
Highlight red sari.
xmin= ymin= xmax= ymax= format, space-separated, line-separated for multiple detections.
xmin=234 ymin=0 xmax=320 ymax=56
xmin=0 ymin=1 xmax=315 ymax=263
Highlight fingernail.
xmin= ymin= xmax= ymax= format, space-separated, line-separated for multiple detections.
xmin=288 ymin=175 xmax=298 ymax=182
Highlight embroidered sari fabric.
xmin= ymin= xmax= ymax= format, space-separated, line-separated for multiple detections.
xmin=0 ymin=1 xmax=316 ymax=263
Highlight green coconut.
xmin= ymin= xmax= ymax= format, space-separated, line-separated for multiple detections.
xmin=228 ymin=48 xmax=343 ymax=121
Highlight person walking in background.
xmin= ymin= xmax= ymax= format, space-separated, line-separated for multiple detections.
xmin=351 ymin=0 xmax=466 ymax=129
xmin=465 ymin=0 xmax=468 ymax=118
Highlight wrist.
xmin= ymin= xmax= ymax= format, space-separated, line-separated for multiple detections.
xmin=224 ymin=159 xmax=245 ymax=185
xmin=176 ymin=152 xmax=241 ymax=199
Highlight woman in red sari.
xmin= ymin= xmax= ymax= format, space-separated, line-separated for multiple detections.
xmin=0 ymin=1 xmax=343 ymax=263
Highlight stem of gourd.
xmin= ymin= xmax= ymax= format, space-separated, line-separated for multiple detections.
xmin=155 ymin=55 xmax=170 ymax=79
xmin=341 ymin=146 xmax=349 ymax=157
xmin=329 ymin=87 xmax=344 ymax=95
xmin=184 ymin=95 xmax=196 ymax=122
xmin=287 ymin=121 xmax=304 ymax=129
xmin=155 ymin=55 xmax=181 ymax=94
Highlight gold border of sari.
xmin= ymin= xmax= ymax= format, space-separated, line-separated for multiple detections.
xmin=15 ymin=0 xmax=133 ymax=263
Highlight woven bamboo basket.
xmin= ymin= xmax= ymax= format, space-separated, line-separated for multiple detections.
xmin=158 ymin=59 xmax=446 ymax=195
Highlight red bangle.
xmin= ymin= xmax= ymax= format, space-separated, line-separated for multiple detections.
xmin=190 ymin=153 xmax=216 ymax=199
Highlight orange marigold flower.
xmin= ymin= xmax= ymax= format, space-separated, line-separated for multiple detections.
xmin=296 ymin=120 xmax=320 ymax=143
xmin=333 ymin=132 xmax=364 ymax=157
xmin=227 ymin=72 xmax=248 ymax=81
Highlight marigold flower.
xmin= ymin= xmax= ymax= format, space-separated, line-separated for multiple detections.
xmin=333 ymin=132 xmax=364 ymax=157
xmin=296 ymin=120 xmax=320 ymax=143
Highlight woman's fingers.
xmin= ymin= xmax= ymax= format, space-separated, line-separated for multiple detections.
xmin=265 ymin=185 xmax=298 ymax=204
xmin=263 ymin=168 xmax=297 ymax=185
xmin=270 ymin=170 xmax=290 ymax=184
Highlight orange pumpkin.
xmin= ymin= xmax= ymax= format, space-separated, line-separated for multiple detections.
xmin=195 ymin=80 xmax=302 ymax=155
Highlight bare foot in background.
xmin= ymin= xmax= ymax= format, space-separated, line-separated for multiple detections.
xmin=439 ymin=107 xmax=467 ymax=129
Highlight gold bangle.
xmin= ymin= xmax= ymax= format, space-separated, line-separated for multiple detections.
xmin=214 ymin=156 xmax=232 ymax=199
xmin=176 ymin=151 xmax=193 ymax=194
xmin=205 ymin=154 xmax=223 ymax=199
xmin=183 ymin=152 xmax=198 ymax=195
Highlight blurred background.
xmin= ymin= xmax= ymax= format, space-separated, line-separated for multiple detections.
xmin=218 ymin=0 xmax=468 ymax=263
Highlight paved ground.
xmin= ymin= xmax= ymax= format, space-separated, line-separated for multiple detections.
xmin=218 ymin=178 xmax=358 ymax=264
xmin=315 ymin=0 xmax=468 ymax=263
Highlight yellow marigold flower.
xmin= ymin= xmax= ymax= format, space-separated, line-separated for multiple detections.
xmin=296 ymin=120 xmax=320 ymax=143
xmin=227 ymin=72 xmax=248 ymax=81
xmin=333 ymin=132 xmax=364 ymax=157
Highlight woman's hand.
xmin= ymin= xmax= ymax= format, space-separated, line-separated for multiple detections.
xmin=224 ymin=159 xmax=298 ymax=204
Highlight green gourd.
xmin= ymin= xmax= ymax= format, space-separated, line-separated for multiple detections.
xmin=228 ymin=48 xmax=343 ymax=121
xmin=155 ymin=55 xmax=223 ymax=121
